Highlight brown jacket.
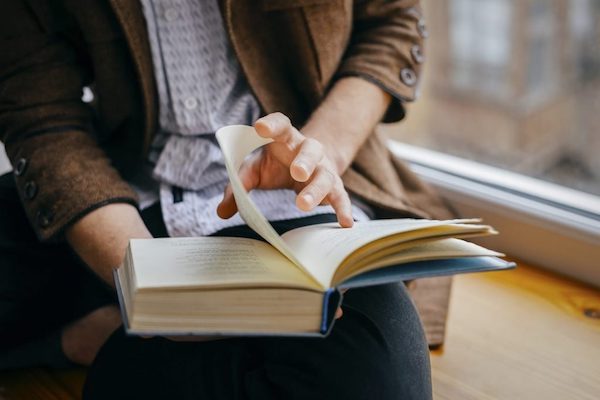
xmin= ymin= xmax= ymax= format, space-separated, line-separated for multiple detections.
xmin=0 ymin=0 xmax=455 ymax=347
xmin=0 ymin=0 xmax=452 ymax=241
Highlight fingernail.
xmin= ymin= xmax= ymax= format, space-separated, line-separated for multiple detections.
xmin=259 ymin=119 xmax=272 ymax=131
xmin=303 ymin=193 xmax=314 ymax=207
xmin=340 ymin=215 xmax=354 ymax=228
xmin=295 ymin=161 xmax=308 ymax=175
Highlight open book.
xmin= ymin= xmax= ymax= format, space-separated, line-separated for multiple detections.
xmin=115 ymin=125 xmax=515 ymax=337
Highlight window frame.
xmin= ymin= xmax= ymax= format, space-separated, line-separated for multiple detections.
xmin=388 ymin=139 xmax=600 ymax=287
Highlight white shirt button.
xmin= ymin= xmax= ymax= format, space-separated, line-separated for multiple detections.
xmin=184 ymin=97 xmax=198 ymax=110
xmin=164 ymin=8 xmax=178 ymax=22
xmin=81 ymin=86 xmax=95 ymax=103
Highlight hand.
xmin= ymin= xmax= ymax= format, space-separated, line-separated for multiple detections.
xmin=217 ymin=112 xmax=354 ymax=228
xmin=334 ymin=288 xmax=348 ymax=320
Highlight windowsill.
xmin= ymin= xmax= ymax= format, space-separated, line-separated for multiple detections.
xmin=388 ymin=140 xmax=600 ymax=287
xmin=431 ymin=259 xmax=600 ymax=398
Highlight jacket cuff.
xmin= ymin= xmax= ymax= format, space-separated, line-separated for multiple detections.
xmin=334 ymin=70 xmax=407 ymax=122
xmin=7 ymin=130 xmax=139 ymax=241
xmin=335 ymin=4 xmax=427 ymax=123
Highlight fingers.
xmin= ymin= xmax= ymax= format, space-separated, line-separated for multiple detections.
xmin=252 ymin=113 xmax=354 ymax=228
xmin=335 ymin=289 xmax=348 ymax=319
xmin=255 ymin=113 xmax=326 ymax=183
xmin=217 ymin=155 xmax=261 ymax=219
xmin=327 ymin=183 xmax=354 ymax=228
xmin=296 ymin=166 xmax=335 ymax=210
xmin=291 ymin=137 xmax=323 ymax=182
xmin=297 ymin=167 xmax=354 ymax=228
xmin=255 ymin=112 xmax=303 ymax=149
xmin=216 ymin=184 xmax=236 ymax=219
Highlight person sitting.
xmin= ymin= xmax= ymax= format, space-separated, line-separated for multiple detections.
xmin=0 ymin=1 xmax=450 ymax=398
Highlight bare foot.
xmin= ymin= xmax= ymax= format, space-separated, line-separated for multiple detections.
xmin=61 ymin=305 xmax=122 ymax=366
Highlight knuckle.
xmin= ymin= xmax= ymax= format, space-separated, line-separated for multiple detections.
xmin=296 ymin=143 xmax=309 ymax=156
xmin=332 ymin=184 xmax=349 ymax=203
xmin=292 ymin=129 xmax=304 ymax=143
xmin=327 ymin=193 xmax=339 ymax=205
xmin=307 ymin=138 xmax=323 ymax=154
xmin=311 ymin=178 xmax=329 ymax=195
xmin=273 ymin=112 xmax=290 ymax=126
xmin=314 ymin=140 xmax=323 ymax=153
xmin=309 ymin=181 xmax=327 ymax=197
xmin=327 ymin=186 xmax=342 ymax=202
xmin=322 ymin=167 xmax=337 ymax=184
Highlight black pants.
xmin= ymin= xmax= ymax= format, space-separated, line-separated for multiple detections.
xmin=0 ymin=173 xmax=432 ymax=399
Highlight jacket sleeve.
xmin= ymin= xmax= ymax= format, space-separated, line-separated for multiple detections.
xmin=335 ymin=0 xmax=426 ymax=121
xmin=0 ymin=2 xmax=138 ymax=241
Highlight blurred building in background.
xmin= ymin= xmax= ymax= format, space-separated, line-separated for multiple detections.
xmin=383 ymin=0 xmax=600 ymax=195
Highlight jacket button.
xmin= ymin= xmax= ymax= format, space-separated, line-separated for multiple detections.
xmin=417 ymin=19 xmax=428 ymax=39
xmin=24 ymin=181 xmax=38 ymax=200
xmin=400 ymin=68 xmax=418 ymax=87
xmin=36 ymin=209 xmax=54 ymax=228
xmin=411 ymin=45 xmax=425 ymax=64
xmin=14 ymin=158 xmax=28 ymax=176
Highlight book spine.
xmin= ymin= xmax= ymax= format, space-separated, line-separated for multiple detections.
xmin=320 ymin=288 xmax=343 ymax=336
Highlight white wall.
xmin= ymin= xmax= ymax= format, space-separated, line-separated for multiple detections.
xmin=0 ymin=143 xmax=11 ymax=174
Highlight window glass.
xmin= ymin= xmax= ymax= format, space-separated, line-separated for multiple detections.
xmin=384 ymin=0 xmax=600 ymax=197
xmin=450 ymin=0 xmax=513 ymax=98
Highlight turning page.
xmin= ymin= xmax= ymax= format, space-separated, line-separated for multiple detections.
xmin=215 ymin=125 xmax=324 ymax=289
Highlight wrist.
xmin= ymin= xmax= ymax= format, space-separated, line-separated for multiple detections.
xmin=301 ymin=77 xmax=392 ymax=175
xmin=322 ymin=139 xmax=352 ymax=176
xmin=66 ymin=203 xmax=152 ymax=285
xmin=301 ymin=125 xmax=350 ymax=175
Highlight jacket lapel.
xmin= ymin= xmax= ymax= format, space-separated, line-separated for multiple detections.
xmin=221 ymin=0 xmax=308 ymax=124
xmin=107 ymin=0 xmax=315 ymax=144
xmin=108 ymin=0 xmax=157 ymax=153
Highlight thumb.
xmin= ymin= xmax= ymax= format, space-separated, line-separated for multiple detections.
xmin=216 ymin=184 xmax=236 ymax=219
xmin=216 ymin=159 xmax=260 ymax=219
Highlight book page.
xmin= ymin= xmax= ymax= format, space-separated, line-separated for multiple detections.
xmin=334 ymin=238 xmax=502 ymax=284
xmin=336 ymin=225 xmax=494 ymax=275
xmin=215 ymin=125 xmax=323 ymax=289
xmin=281 ymin=219 xmax=494 ymax=287
xmin=129 ymin=237 xmax=320 ymax=291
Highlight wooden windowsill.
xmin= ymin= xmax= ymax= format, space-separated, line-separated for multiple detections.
xmin=431 ymin=261 xmax=600 ymax=399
